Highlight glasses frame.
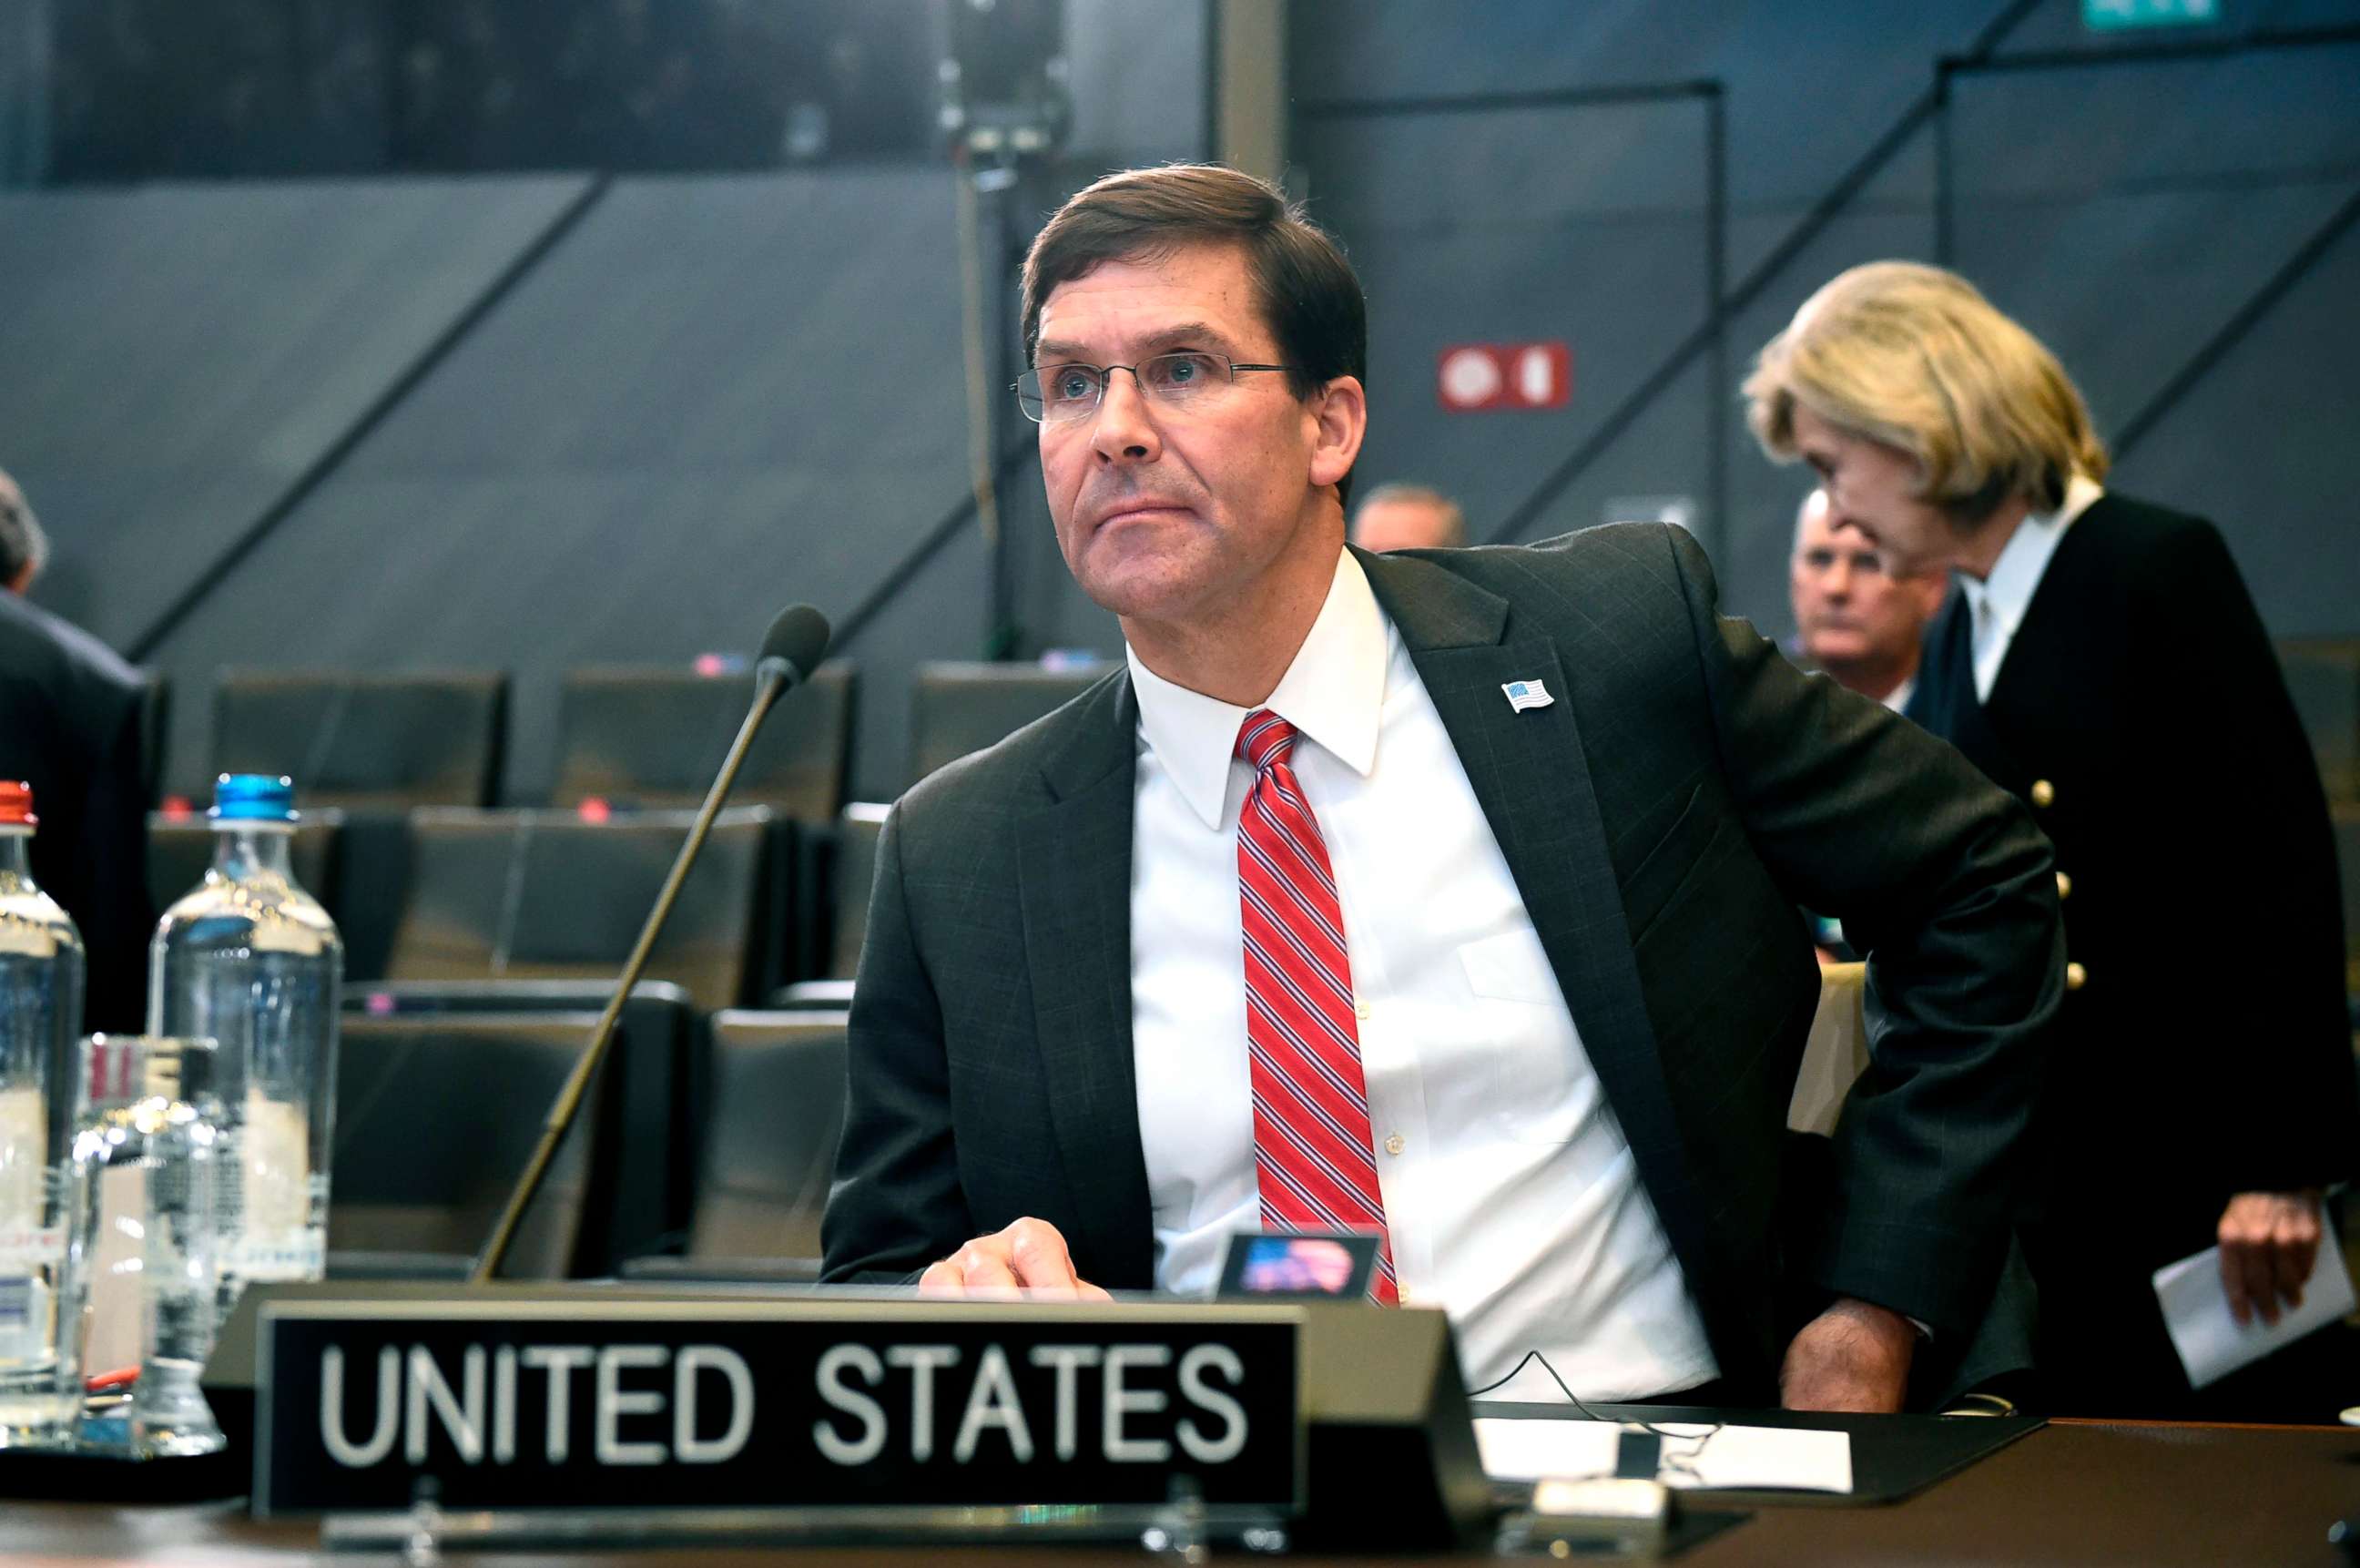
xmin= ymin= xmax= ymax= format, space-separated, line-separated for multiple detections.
xmin=1013 ymin=351 xmax=1301 ymax=425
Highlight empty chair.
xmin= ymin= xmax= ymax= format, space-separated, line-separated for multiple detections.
xmin=825 ymin=801 xmax=890 ymax=982
xmin=686 ymin=1010 xmax=849 ymax=1264
xmin=344 ymin=978 xmax=698 ymax=1263
xmin=907 ymin=660 xmax=1106 ymax=787
xmin=135 ymin=669 xmax=170 ymax=806
xmin=2279 ymin=639 xmax=2360 ymax=803
xmin=387 ymin=807 xmax=771 ymax=1011
xmin=331 ymin=1013 xmax=613 ymax=1278
xmin=147 ymin=808 xmax=341 ymax=918
xmin=212 ymin=668 xmax=506 ymax=809
xmin=550 ymin=660 xmax=855 ymax=820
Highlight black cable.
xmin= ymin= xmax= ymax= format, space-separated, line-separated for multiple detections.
xmin=1469 ymin=1349 xmax=1728 ymax=1481
xmin=1467 ymin=1348 xmax=1609 ymax=1421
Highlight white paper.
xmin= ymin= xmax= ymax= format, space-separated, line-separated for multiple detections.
xmin=2152 ymin=1217 xmax=2357 ymax=1389
xmin=1474 ymin=1417 xmax=1853 ymax=1493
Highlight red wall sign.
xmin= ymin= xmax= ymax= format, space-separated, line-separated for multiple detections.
xmin=1436 ymin=341 xmax=1572 ymax=412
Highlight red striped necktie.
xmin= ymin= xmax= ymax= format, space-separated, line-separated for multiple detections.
xmin=1234 ymin=708 xmax=1399 ymax=1304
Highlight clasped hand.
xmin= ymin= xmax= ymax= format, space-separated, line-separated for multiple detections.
xmin=919 ymin=1217 xmax=1111 ymax=1299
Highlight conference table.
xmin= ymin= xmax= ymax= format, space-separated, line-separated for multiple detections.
xmin=13 ymin=1418 xmax=2356 ymax=1565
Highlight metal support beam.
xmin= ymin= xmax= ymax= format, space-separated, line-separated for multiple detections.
xmin=1216 ymin=0 xmax=1287 ymax=186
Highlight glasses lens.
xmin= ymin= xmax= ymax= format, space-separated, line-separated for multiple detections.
xmin=1022 ymin=364 xmax=1104 ymax=423
xmin=1141 ymin=352 xmax=1225 ymax=401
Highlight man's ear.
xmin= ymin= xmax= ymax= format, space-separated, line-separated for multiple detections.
xmin=1307 ymin=375 xmax=1367 ymax=493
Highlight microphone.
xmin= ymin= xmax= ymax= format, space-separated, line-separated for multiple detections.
xmin=470 ymin=605 xmax=833 ymax=1282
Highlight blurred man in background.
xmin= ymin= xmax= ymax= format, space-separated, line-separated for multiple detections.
xmin=0 ymin=467 xmax=152 ymax=1030
xmin=1348 ymin=481 xmax=1466 ymax=552
xmin=1747 ymin=261 xmax=2356 ymax=1421
xmin=1788 ymin=487 xmax=1946 ymax=711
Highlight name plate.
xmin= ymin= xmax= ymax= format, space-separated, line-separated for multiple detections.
xmin=253 ymin=1296 xmax=1302 ymax=1517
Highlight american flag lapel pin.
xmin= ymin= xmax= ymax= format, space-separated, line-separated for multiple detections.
xmin=1500 ymin=678 xmax=1555 ymax=713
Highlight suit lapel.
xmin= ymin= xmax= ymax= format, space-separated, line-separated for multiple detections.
xmin=1014 ymin=673 xmax=1156 ymax=1288
xmin=1983 ymin=496 xmax=2111 ymax=725
xmin=1904 ymin=585 xmax=1969 ymax=731
xmin=1358 ymin=550 xmax=1692 ymax=1219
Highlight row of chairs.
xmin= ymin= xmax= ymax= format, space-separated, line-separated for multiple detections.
xmin=148 ymin=802 xmax=890 ymax=1009
xmin=168 ymin=638 xmax=2360 ymax=816
xmin=152 ymin=657 xmax=1110 ymax=816
xmin=331 ymin=961 xmax=1883 ymax=1287
xmin=328 ymin=982 xmax=844 ymax=1280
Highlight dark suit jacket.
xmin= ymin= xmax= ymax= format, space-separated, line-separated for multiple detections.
xmin=825 ymin=524 xmax=2064 ymax=1392
xmin=1907 ymin=494 xmax=2356 ymax=1271
xmin=0 ymin=592 xmax=155 ymax=1031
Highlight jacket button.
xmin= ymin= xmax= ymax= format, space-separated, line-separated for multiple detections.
xmin=2030 ymin=779 xmax=2056 ymax=808
xmin=2065 ymin=961 xmax=2087 ymax=992
xmin=2055 ymin=871 xmax=2072 ymax=901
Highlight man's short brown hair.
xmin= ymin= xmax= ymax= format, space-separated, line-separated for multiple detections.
xmin=1021 ymin=164 xmax=1368 ymax=498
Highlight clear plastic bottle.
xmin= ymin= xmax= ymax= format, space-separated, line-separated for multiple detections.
xmin=58 ymin=1033 xmax=228 ymax=1456
xmin=149 ymin=774 xmax=341 ymax=1319
xmin=0 ymin=781 xmax=83 ymax=1446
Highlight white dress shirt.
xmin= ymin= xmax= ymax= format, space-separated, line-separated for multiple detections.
xmin=1962 ymin=473 xmax=2105 ymax=702
xmin=1124 ymin=549 xmax=1719 ymax=1402
xmin=1881 ymin=676 xmax=1916 ymax=715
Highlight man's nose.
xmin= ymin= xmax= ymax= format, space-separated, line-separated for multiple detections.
xmin=1091 ymin=371 xmax=1161 ymax=464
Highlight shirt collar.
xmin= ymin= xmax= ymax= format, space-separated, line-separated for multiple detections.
xmin=1125 ymin=549 xmax=1387 ymax=830
xmin=1962 ymin=471 xmax=2105 ymax=631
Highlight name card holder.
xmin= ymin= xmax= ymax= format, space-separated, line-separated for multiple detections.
xmin=206 ymin=1283 xmax=1490 ymax=1551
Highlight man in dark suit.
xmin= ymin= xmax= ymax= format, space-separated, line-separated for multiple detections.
xmin=1746 ymin=261 xmax=2357 ymax=1419
xmin=0 ymin=467 xmax=154 ymax=1031
xmin=823 ymin=167 xmax=2063 ymax=1412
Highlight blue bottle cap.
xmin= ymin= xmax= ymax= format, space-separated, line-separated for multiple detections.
xmin=211 ymin=773 xmax=297 ymax=822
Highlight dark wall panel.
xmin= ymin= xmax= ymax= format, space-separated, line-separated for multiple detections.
xmin=148 ymin=169 xmax=984 ymax=801
xmin=0 ymin=176 xmax=590 ymax=643
xmin=1297 ymin=96 xmax=1712 ymax=547
xmin=2116 ymin=234 xmax=2360 ymax=639
xmin=1291 ymin=0 xmax=2360 ymax=642
xmin=1947 ymin=41 xmax=2360 ymax=638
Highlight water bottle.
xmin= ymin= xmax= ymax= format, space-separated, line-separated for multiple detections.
xmin=0 ymin=782 xmax=83 ymax=1446
xmin=59 ymin=1033 xmax=228 ymax=1456
xmin=150 ymin=775 xmax=341 ymax=1318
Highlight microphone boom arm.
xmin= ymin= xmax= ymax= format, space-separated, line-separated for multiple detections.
xmin=469 ymin=663 xmax=794 ymax=1283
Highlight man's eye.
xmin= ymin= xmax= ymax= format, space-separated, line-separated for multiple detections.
xmin=1050 ymin=370 xmax=1096 ymax=402
xmin=1151 ymin=352 xmax=1217 ymax=389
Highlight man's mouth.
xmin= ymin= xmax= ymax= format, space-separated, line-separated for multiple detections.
xmin=1094 ymin=501 xmax=1186 ymax=530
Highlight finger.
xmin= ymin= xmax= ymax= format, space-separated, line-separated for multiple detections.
xmin=918 ymin=1259 xmax=968 ymax=1298
xmin=2241 ymin=1244 xmax=2282 ymax=1328
xmin=1005 ymin=1219 xmax=1084 ymax=1294
xmin=2219 ymin=1243 xmax=2253 ymax=1326
xmin=958 ymin=1243 xmax=1023 ymax=1292
xmin=2273 ymin=1227 xmax=2315 ymax=1309
xmin=1078 ymin=1279 xmax=1114 ymax=1302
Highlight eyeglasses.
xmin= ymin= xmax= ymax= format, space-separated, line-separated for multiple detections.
xmin=1014 ymin=351 xmax=1297 ymax=424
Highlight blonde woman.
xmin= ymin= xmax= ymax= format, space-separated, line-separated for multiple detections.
xmin=1747 ymin=262 xmax=2355 ymax=1421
